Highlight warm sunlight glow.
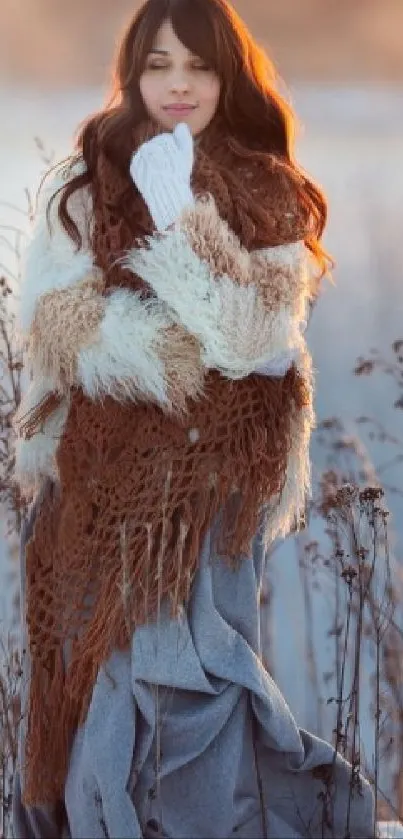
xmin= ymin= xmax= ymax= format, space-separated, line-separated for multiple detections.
xmin=1 ymin=0 xmax=403 ymax=85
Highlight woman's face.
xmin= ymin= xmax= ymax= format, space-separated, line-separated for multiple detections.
xmin=139 ymin=19 xmax=221 ymax=137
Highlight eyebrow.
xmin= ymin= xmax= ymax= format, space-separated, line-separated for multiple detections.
xmin=148 ymin=48 xmax=195 ymax=57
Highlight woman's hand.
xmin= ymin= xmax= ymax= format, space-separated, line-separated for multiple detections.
xmin=130 ymin=122 xmax=195 ymax=232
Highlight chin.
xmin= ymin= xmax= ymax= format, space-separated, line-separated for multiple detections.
xmin=158 ymin=111 xmax=212 ymax=137
xmin=160 ymin=114 xmax=194 ymax=132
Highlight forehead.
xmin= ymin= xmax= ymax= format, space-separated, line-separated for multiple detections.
xmin=151 ymin=19 xmax=191 ymax=53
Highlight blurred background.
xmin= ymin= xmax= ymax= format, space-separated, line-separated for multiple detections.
xmin=1 ymin=0 xmax=403 ymax=827
xmin=2 ymin=0 xmax=403 ymax=85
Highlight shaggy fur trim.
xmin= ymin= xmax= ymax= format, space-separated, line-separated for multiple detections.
xmin=13 ymin=291 xmax=205 ymax=498
xmin=118 ymin=195 xmax=309 ymax=379
xmin=18 ymin=158 xmax=93 ymax=335
xmin=261 ymin=347 xmax=316 ymax=548
xmin=29 ymin=273 xmax=106 ymax=390
xmin=250 ymin=242 xmax=308 ymax=324
xmin=161 ymin=322 xmax=206 ymax=416
xmin=76 ymin=288 xmax=205 ymax=415
xmin=20 ymin=159 xmax=203 ymax=413
xmin=12 ymin=374 xmax=71 ymax=497
xmin=181 ymin=194 xmax=307 ymax=318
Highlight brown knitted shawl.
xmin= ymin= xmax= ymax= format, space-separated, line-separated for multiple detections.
xmin=20 ymin=116 xmax=314 ymax=806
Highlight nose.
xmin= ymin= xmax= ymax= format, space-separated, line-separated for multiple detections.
xmin=168 ymin=68 xmax=191 ymax=94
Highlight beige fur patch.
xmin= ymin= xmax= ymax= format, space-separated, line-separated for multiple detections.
xmin=181 ymin=196 xmax=250 ymax=287
xmin=180 ymin=196 xmax=308 ymax=318
xmin=161 ymin=322 xmax=206 ymax=417
xmin=29 ymin=272 xmax=106 ymax=390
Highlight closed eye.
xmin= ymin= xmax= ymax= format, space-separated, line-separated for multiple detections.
xmin=146 ymin=63 xmax=212 ymax=72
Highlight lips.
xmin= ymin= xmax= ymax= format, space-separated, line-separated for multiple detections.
xmin=163 ymin=105 xmax=197 ymax=113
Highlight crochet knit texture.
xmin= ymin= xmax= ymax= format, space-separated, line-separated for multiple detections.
xmin=14 ymin=116 xmax=317 ymax=805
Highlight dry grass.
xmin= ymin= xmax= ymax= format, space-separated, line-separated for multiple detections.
xmin=0 ymin=635 xmax=22 ymax=839
xmin=291 ymin=341 xmax=403 ymax=827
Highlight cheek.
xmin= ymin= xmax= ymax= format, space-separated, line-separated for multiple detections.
xmin=139 ymin=76 xmax=160 ymax=109
xmin=199 ymin=77 xmax=221 ymax=106
xmin=207 ymin=80 xmax=221 ymax=112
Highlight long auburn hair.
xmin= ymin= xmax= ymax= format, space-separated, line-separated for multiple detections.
xmin=46 ymin=0 xmax=334 ymax=284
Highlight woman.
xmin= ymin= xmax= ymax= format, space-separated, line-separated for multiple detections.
xmin=12 ymin=0 xmax=374 ymax=836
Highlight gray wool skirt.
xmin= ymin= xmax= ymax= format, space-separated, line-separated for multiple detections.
xmin=13 ymin=484 xmax=374 ymax=839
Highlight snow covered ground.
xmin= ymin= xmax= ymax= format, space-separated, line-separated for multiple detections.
xmin=1 ymin=83 xmax=403 ymax=825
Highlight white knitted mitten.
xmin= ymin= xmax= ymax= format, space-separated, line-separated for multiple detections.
xmin=130 ymin=122 xmax=195 ymax=231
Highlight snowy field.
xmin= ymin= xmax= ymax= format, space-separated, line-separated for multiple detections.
xmin=1 ymin=83 xmax=403 ymax=823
